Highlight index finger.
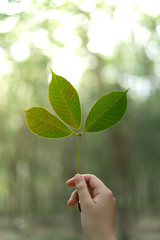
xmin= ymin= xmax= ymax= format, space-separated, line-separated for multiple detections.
xmin=66 ymin=174 xmax=106 ymax=191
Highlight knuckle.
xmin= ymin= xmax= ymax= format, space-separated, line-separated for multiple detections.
xmin=104 ymin=188 xmax=114 ymax=199
xmin=77 ymin=183 xmax=85 ymax=192
xmin=71 ymin=190 xmax=77 ymax=197
xmin=109 ymin=190 xmax=113 ymax=197
xmin=105 ymin=188 xmax=112 ymax=196
xmin=90 ymin=174 xmax=95 ymax=178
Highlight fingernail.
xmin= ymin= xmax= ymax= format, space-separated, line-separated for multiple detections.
xmin=75 ymin=174 xmax=82 ymax=184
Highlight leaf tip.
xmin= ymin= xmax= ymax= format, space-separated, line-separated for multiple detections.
xmin=21 ymin=108 xmax=27 ymax=113
xmin=126 ymin=88 xmax=130 ymax=93
xmin=49 ymin=67 xmax=56 ymax=77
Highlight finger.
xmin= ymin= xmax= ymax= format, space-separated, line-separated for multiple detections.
xmin=75 ymin=174 xmax=93 ymax=209
xmin=66 ymin=177 xmax=75 ymax=187
xmin=66 ymin=174 xmax=109 ymax=198
xmin=82 ymin=174 xmax=106 ymax=191
xmin=66 ymin=174 xmax=105 ymax=188
xmin=67 ymin=190 xmax=78 ymax=206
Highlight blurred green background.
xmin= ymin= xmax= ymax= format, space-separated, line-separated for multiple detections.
xmin=0 ymin=0 xmax=160 ymax=239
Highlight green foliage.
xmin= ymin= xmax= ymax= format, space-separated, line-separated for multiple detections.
xmin=23 ymin=107 xmax=73 ymax=138
xmin=83 ymin=90 xmax=128 ymax=132
xmin=1 ymin=1 xmax=160 ymax=235
xmin=49 ymin=69 xmax=81 ymax=130
xmin=23 ymin=68 xmax=128 ymax=172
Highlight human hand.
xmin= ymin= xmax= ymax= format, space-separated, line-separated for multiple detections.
xmin=66 ymin=174 xmax=117 ymax=240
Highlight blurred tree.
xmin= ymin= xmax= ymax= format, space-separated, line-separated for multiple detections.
xmin=0 ymin=0 xmax=160 ymax=239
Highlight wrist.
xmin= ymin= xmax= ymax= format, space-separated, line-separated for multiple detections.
xmin=87 ymin=233 xmax=117 ymax=240
xmin=101 ymin=234 xmax=117 ymax=240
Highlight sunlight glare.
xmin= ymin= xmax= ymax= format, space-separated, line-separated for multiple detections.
xmin=87 ymin=11 xmax=115 ymax=56
xmin=10 ymin=41 xmax=30 ymax=62
xmin=49 ymin=48 xmax=87 ymax=86
xmin=32 ymin=29 xmax=49 ymax=49
xmin=1 ymin=0 xmax=158 ymax=100
xmin=53 ymin=13 xmax=82 ymax=49
xmin=33 ymin=10 xmax=60 ymax=23
xmin=75 ymin=13 xmax=88 ymax=25
xmin=0 ymin=0 xmax=31 ymax=15
xmin=145 ymin=42 xmax=160 ymax=61
xmin=113 ymin=4 xmax=139 ymax=40
xmin=79 ymin=0 xmax=96 ymax=12
xmin=0 ymin=17 xmax=18 ymax=33
xmin=133 ymin=26 xmax=151 ymax=44
xmin=52 ymin=0 xmax=64 ymax=7
xmin=156 ymin=25 xmax=160 ymax=36
xmin=0 ymin=48 xmax=12 ymax=76
xmin=60 ymin=12 xmax=76 ymax=26
xmin=53 ymin=27 xmax=82 ymax=49
xmin=121 ymin=75 xmax=151 ymax=101
xmin=136 ymin=0 xmax=160 ymax=17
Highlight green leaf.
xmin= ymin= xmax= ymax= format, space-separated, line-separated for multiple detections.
xmin=23 ymin=107 xmax=73 ymax=138
xmin=83 ymin=90 xmax=128 ymax=132
xmin=49 ymin=69 xmax=81 ymax=130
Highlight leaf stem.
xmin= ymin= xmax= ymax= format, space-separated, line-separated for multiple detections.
xmin=77 ymin=133 xmax=81 ymax=173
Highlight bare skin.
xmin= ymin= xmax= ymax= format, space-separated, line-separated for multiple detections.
xmin=66 ymin=174 xmax=117 ymax=240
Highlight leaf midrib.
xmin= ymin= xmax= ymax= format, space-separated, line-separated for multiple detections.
xmin=53 ymin=74 xmax=79 ymax=128
xmin=85 ymin=92 xmax=126 ymax=131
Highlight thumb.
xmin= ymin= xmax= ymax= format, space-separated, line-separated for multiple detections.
xmin=75 ymin=174 xmax=92 ymax=208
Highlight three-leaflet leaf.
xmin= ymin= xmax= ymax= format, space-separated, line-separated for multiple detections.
xmin=23 ymin=68 xmax=128 ymax=172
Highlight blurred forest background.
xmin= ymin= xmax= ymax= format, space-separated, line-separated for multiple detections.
xmin=0 ymin=0 xmax=160 ymax=239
